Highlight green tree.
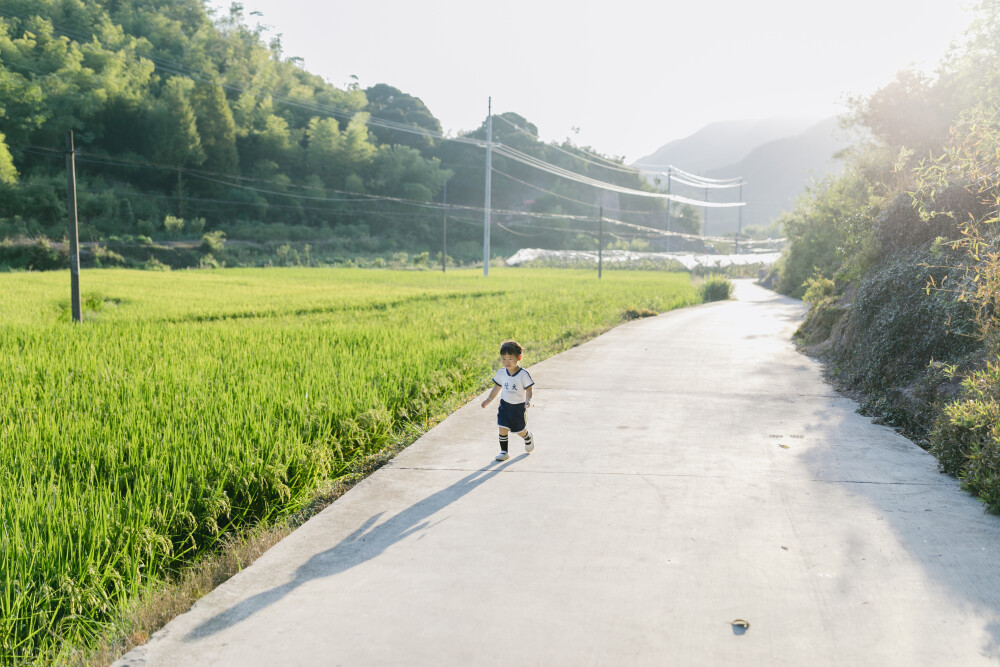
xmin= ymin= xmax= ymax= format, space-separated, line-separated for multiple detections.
xmin=305 ymin=113 xmax=376 ymax=189
xmin=846 ymin=68 xmax=953 ymax=155
xmin=775 ymin=169 xmax=875 ymax=298
xmin=670 ymin=204 xmax=701 ymax=235
xmin=342 ymin=112 xmax=377 ymax=172
xmin=364 ymin=83 xmax=442 ymax=150
xmin=305 ymin=116 xmax=345 ymax=188
xmin=190 ymin=79 xmax=239 ymax=175
xmin=152 ymin=76 xmax=204 ymax=168
xmin=153 ymin=76 xmax=204 ymax=217
xmin=0 ymin=132 xmax=18 ymax=185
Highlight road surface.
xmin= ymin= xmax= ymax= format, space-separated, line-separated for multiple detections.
xmin=116 ymin=280 xmax=1000 ymax=666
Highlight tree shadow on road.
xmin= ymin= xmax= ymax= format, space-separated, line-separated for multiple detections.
xmin=797 ymin=406 xmax=1000 ymax=660
xmin=183 ymin=455 xmax=526 ymax=641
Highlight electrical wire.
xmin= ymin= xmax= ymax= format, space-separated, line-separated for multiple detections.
xmin=492 ymin=169 xmax=667 ymax=217
xmin=666 ymin=164 xmax=742 ymax=184
xmin=2 ymin=8 xmax=752 ymax=216
xmin=20 ymin=141 xmax=470 ymax=213
xmin=493 ymin=144 xmax=745 ymax=208
xmin=21 ymin=142 xmax=747 ymax=248
xmin=493 ymin=114 xmax=640 ymax=175
xmin=632 ymin=162 xmax=743 ymax=186
xmin=2 ymin=12 xmax=749 ymax=216
xmin=3 ymin=12 xmax=757 ymax=239
xmin=24 ymin=140 xmax=745 ymax=244
xmin=666 ymin=173 xmax=745 ymax=190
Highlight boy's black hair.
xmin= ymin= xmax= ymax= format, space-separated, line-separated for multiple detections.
xmin=500 ymin=340 xmax=523 ymax=356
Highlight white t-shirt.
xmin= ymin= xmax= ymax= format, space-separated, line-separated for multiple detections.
xmin=492 ymin=367 xmax=534 ymax=404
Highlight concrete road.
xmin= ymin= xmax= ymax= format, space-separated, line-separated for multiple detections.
xmin=116 ymin=281 xmax=1000 ymax=666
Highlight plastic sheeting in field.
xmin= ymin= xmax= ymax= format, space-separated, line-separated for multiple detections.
xmin=505 ymin=248 xmax=782 ymax=271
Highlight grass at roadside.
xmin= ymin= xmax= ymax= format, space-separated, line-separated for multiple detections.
xmin=2 ymin=267 xmax=699 ymax=663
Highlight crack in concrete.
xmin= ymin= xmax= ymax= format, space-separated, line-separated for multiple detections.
xmin=387 ymin=466 xmax=954 ymax=487
xmin=542 ymin=386 xmax=841 ymax=399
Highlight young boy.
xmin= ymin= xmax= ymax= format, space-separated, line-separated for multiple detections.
xmin=481 ymin=340 xmax=535 ymax=461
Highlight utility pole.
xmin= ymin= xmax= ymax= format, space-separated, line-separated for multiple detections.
xmin=483 ymin=97 xmax=492 ymax=277
xmin=703 ymin=186 xmax=709 ymax=236
xmin=441 ymin=179 xmax=448 ymax=272
xmin=664 ymin=167 xmax=672 ymax=252
xmin=736 ymin=180 xmax=744 ymax=254
xmin=598 ymin=206 xmax=603 ymax=279
xmin=66 ymin=130 xmax=82 ymax=323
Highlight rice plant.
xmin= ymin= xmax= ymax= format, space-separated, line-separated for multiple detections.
xmin=0 ymin=267 xmax=698 ymax=661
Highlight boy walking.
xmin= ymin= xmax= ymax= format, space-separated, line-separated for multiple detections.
xmin=481 ymin=340 xmax=535 ymax=461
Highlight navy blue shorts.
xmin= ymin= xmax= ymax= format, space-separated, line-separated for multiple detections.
xmin=497 ymin=399 xmax=527 ymax=433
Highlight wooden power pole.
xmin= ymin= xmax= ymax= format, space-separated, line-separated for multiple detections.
xmin=66 ymin=131 xmax=82 ymax=323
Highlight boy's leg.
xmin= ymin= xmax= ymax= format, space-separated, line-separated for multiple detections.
xmin=518 ymin=428 xmax=534 ymax=453
xmin=496 ymin=427 xmax=510 ymax=461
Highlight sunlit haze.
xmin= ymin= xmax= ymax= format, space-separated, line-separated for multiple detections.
xmin=207 ymin=0 xmax=976 ymax=161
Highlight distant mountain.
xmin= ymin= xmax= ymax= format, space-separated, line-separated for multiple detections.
xmin=632 ymin=117 xmax=821 ymax=175
xmin=632 ymin=116 xmax=854 ymax=234
xmin=702 ymin=117 xmax=850 ymax=231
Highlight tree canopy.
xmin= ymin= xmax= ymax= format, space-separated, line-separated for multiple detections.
xmin=0 ymin=0 xmax=663 ymax=261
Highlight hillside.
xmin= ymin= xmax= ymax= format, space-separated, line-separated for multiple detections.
xmin=0 ymin=3 xmax=660 ymax=269
xmin=771 ymin=2 xmax=1000 ymax=518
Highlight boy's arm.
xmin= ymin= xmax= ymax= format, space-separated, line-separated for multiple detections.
xmin=481 ymin=384 xmax=501 ymax=408
xmin=525 ymin=385 xmax=533 ymax=408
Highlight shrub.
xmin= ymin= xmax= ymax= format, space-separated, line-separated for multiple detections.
xmin=345 ymin=173 xmax=365 ymax=193
xmin=838 ymin=246 xmax=978 ymax=390
xmin=92 ymin=245 xmax=126 ymax=267
xmin=136 ymin=219 xmax=157 ymax=237
xmin=795 ymin=299 xmax=847 ymax=347
xmin=929 ymin=359 xmax=1000 ymax=509
xmin=142 ymin=257 xmax=170 ymax=271
xmin=700 ymin=275 xmax=733 ymax=302
xmin=802 ymin=272 xmax=836 ymax=305
xmin=29 ymin=237 xmax=66 ymax=271
xmin=275 ymin=244 xmax=300 ymax=266
xmin=200 ymin=231 xmax=226 ymax=255
xmin=163 ymin=215 xmax=184 ymax=237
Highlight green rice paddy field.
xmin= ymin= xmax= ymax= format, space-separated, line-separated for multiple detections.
xmin=1 ymin=267 xmax=700 ymax=662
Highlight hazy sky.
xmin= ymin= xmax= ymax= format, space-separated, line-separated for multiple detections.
xmin=207 ymin=0 xmax=976 ymax=162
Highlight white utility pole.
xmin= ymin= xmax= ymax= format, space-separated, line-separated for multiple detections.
xmin=736 ymin=180 xmax=744 ymax=254
xmin=483 ymin=97 xmax=492 ymax=277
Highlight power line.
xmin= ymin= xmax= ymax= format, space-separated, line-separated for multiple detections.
xmin=2 ymin=12 xmax=755 ymax=249
xmin=492 ymin=169 xmax=665 ymax=216
xmin=493 ymin=144 xmax=745 ymax=208
xmin=666 ymin=173 xmax=745 ymax=190
xmin=668 ymin=165 xmax=742 ymax=184
xmin=20 ymin=142 xmax=469 ymax=218
xmin=2 ymin=12 xmax=748 ymax=217
xmin=633 ymin=162 xmax=743 ymax=186
xmin=40 ymin=141 xmax=765 ymax=248
xmin=23 ymin=140 xmax=618 ymax=225
xmin=493 ymin=115 xmax=640 ymax=175
xmin=38 ymin=139 xmax=743 ymax=231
